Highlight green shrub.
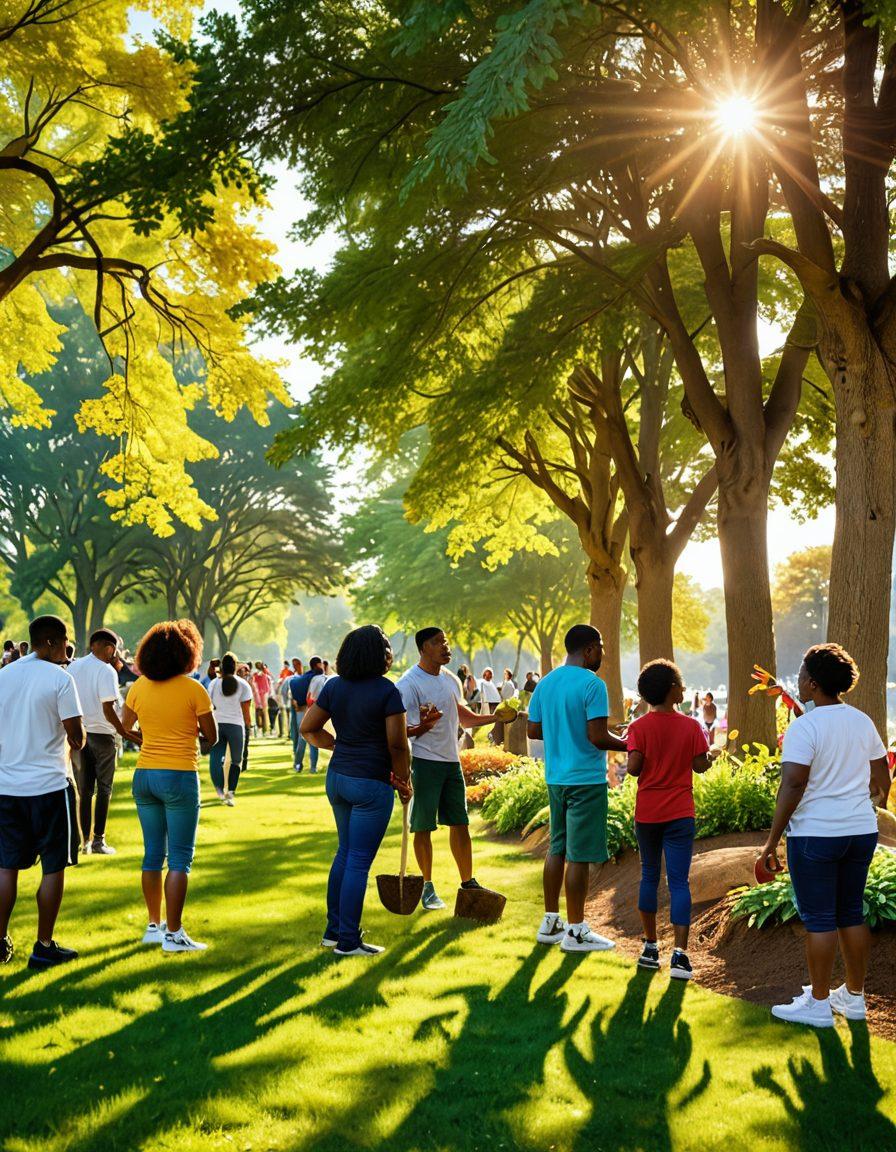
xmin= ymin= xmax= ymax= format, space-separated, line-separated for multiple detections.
xmin=731 ymin=847 xmax=896 ymax=930
xmin=480 ymin=758 xmax=547 ymax=834
xmin=607 ymin=777 xmax=638 ymax=856
xmin=692 ymin=752 xmax=778 ymax=838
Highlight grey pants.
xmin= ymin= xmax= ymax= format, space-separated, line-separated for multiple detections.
xmin=73 ymin=732 xmax=117 ymax=842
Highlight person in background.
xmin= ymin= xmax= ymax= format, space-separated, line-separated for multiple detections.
xmin=17 ymin=641 xmax=28 ymax=659
xmin=267 ymin=682 xmax=283 ymax=739
xmin=207 ymin=652 xmax=253 ymax=806
xmin=528 ymin=624 xmax=627 ymax=953
xmin=123 ymin=620 xmax=217 ymax=953
xmin=0 ymin=616 xmax=86 ymax=969
xmin=307 ymin=660 xmax=332 ymax=709
xmin=302 ymin=625 xmax=411 ymax=956
xmin=761 ymin=644 xmax=891 ymax=1027
xmin=252 ymin=661 xmax=273 ymax=736
xmin=478 ymin=668 xmax=501 ymax=713
xmin=277 ymin=670 xmax=293 ymax=740
xmin=694 ymin=691 xmax=717 ymax=741
xmin=500 ymin=669 xmax=517 ymax=700
xmin=626 ymin=660 xmax=715 ymax=980
xmin=456 ymin=664 xmax=469 ymax=691
xmin=290 ymin=656 xmax=323 ymax=773
xmin=322 ymin=660 xmax=331 ymax=677
xmin=398 ymin=628 xmax=503 ymax=911
xmin=522 ymin=672 xmax=539 ymax=696
xmin=463 ymin=672 xmax=480 ymax=709
xmin=200 ymin=659 xmax=220 ymax=690
xmin=1 ymin=639 xmax=14 ymax=666
xmin=69 ymin=628 xmax=135 ymax=856
xmin=291 ymin=657 xmax=303 ymax=676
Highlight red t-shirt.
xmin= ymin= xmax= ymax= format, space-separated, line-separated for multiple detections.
xmin=626 ymin=711 xmax=710 ymax=823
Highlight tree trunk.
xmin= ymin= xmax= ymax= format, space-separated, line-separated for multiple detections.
xmin=716 ymin=479 xmax=777 ymax=746
xmin=165 ymin=583 xmax=179 ymax=619
xmin=511 ymin=632 xmax=524 ymax=681
xmin=587 ymin=561 xmax=626 ymax=722
xmin=71 ymin=593 xmax=89 ymax=652
xmin=632 ymin=550 xmax=675 ymax=666
xmin=827 ymin=355 xmax=895 ymax=738
xmin=538 ymin=632 xmax=553 ymax=678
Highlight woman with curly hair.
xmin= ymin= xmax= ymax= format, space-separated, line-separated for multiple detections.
xmin=761 ymin=643 xmax=892 ymax=1027
xmin=123 ymin=620 xmax=218 ymax=953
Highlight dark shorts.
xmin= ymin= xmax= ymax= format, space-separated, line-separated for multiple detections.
xmin=73 ymin=732 xmax=117 ymax=797
xmin=787 ymin=832 xmax=878 ymax=933
xmin=409 ymin=758 xmax=468 ymax=832
xmin=548 ymin=783 xmax=608 ymax=864
xmin=0 ymin=784 xmax=79 ymax=873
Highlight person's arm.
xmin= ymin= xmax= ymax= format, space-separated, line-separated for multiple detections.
xmin=386 ymin=712 xmax=411 ymax=784
xmin=527 ymin=720 xmax=543 ymax=740
xmin=627 ymin=749 xmax=645 ymax=778
xmin=692 ymin=752 xmax=712 ymax=774
xmin=241 ymin=699 xmax=253 ymax=727
xmin=197 ymin=710 xmax=218 ymax=748
xmin=759 ymin=760 xmax=811 ymax=872
xmin=63 ymin=715 xmax=86 ymax=752
xmin=457 ymin=701 xmax=500 ymax=729
xmin=870 ymin=755 xmax=891 ymax=808
xmin=103 ymin=700 xmax=142 ymax=744
xmin=587 ymin=716 xmax=628 ymax=753
xmin=301 ymin=702 xmax=335 ymax=749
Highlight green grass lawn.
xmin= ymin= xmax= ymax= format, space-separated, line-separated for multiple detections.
xmin=2 ymin=740 xmax=896 ymax=1152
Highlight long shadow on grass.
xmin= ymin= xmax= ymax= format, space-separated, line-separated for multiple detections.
xmin=751 ymin=1022 xmax=896 ymax=1152
xmin=564 ymin=971 xmax=707 ymax=1152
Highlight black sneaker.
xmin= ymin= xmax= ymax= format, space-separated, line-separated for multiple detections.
xmin=27 ymin=940 xmax=79 ymax=970
xmin=670 ymin=949 xmax=693 ymax=981
xmin=0 ymin=935 xmax=13 ymax=964
xmin=460 ymin=878 xmax=483 ymax=890
xmin=637 ymin=939 xmax=660 ymax=970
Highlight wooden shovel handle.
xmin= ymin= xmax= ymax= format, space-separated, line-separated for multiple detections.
xmin=399 ymin=801 xmax=409 ymax=883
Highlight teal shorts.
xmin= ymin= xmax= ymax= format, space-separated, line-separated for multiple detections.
xmin=548 ymin=783 xmax=608 ymax=864
xmin=409 ymin=757 xmax=469 ymax=832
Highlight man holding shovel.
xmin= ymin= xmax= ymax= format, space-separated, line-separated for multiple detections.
xmin=398 ymin=627 xmax=503 ymax=911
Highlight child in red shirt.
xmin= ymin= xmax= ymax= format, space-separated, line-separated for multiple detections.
xmin=627 ymin=660 xmax=715 ymax=979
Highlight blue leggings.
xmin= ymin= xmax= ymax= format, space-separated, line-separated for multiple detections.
xmin=325 ymin=771 xmax=394 ymax=950
xmin=132 ymin=769 xmax=200 ymax=873
xmin=209 ymin=723 xmax=245 ymax=793
xmin=636 ymin=817 xmax=696 ymax=927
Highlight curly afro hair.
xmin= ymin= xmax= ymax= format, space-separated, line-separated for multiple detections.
xmin=135 ymin=620 xmax=203 ymax=682
xmin=637 ymin=659 xmax=684 ymax=706
xmin=803 ymin=643 xmax=859 ymax=697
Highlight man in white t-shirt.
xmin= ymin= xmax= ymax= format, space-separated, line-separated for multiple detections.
xmin=69 ymin=628 xmax=134 ymax=856
xmin=0 ymin=615 xmax=86 ymax=970
xmin=398 ymin=628 xmax=503 ymax=911
xmin=759 ymin=643 xmax=891 ymax=1029
xmin=478 ymin=668 xmax=501 ymax=711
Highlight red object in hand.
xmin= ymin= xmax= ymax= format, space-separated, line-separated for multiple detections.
xmin=754 ymin=854 xmax=782 ymax=884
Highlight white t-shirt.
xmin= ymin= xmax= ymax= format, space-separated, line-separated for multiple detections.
xmin=308 ymin=672 xmax=332 ymax=703
xmin=397 ymin=664 xmax=462 ymax=763
xmin=500 ymin=678 xmax=517 ymax=701
xmin=781 ymin=703 xmax=887 ymax=836
xmin=0 ymin=654 xmax=83 ymax=796
xmin=479 ymin=677 xmax=501 ymax=704
xmin=69 ymin=653 xmax=120 ymax=736
xmin=208 ymin=676 xmax=253 ymax=727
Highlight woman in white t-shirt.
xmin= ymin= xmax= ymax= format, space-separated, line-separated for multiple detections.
xmin=500 ymin=669 xmax=517 ymax=701
xmin=760 ymin=643 xmax=891 ymax=1028
xmin=207 ymin=653 xmax=253 ymax=806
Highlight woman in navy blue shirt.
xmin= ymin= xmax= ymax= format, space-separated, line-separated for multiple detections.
xmin=301 ymin=625 xmax=411 ymax=956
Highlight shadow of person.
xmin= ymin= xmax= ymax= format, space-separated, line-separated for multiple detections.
xmin=752 ymin=1021 xmax=896 ymax=1150
xmin=565 ymin=972 xmax=711 ymax=1152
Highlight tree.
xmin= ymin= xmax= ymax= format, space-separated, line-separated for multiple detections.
xmin=772 ymin=544 xmax=832 ymax=674
xmin=0 ymin=301 xmax=160 ymax=644
xmin=141 ymin=403 xmax=344 ymax=649
xmin=1 ymin=0 xmax=284 ymax=529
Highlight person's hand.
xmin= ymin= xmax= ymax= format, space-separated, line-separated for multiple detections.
xmin=124 ymin=729 xmax=143 ymax=746
xmin=707 ymin=745 xmax=723 ymax=761
xmin=391 ymin=774 xmax=412 ymax=804
xmin=419 ymin=705 xmax=442 ymax=731
xmin=759 ymin=838 xmax=784 ymax=874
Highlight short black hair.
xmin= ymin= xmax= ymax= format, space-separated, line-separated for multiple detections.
xmin=136 ymin=620 xmax=203 ymax=682
xmin=804 ymin=643 xmax=859 ymax=697
xmin=637 ymin=659 xmax=683 ymax=706
xmin=336 ymin=625 xmax=390 ymax=681
xmin=415 ymin=627 xmax=443 ymax=651
xmin=29 ymin=615 xmax=68 ymax=647
xmin=564 ymin=624 xmax=601 ymax=654
xmin=309 ymin=655 xmax=323 ymax=669
xmin=90 ymin=628 xmax=119 ymax=647
xmin=3 ymin=640 xmax=13 ymax=651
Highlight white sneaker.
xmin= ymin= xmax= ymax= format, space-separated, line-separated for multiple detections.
xmin=162 ymin=928 xmax=208 ymax=953
xmin=830 ymin=983 xmax=867 ymax=1021
xmin=214 ymin=787 xmax=225 ymax=801
xmin=223 ymin=792 xmax=235 ymax=807
xmin=334 ymin=941 xmax=385 ymax=957
xmin=536 ymin=913 xmax=567 ymax=945
xmin=771 ymin=988 xmax=834 ymax=1027
xmin=560 ymin=923 xmax=616 ymax=953
xmin=141 ymin=921 xmax=167 ymax=945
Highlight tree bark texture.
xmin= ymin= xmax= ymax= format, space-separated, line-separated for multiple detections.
xmin=587 ymin=560 xmax=626 ymax=721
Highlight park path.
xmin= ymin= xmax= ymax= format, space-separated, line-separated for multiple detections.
xmin=2 ymin=741 xmax=895 ymax=1152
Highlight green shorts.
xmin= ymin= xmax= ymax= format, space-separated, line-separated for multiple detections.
xmin=409 ymin=757 xmax=469 ymax=832
xmin=548 ymin=783 xmax=608 ymax=864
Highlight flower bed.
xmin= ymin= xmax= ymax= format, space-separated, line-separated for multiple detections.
xmin=460 ymin=747 xmax=517 ymax=785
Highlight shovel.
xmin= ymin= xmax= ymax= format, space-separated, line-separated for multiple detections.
xmin=454 ymin=884 xmax=507 ymax=924
xmin=376 ymin=802 xmax=424 ymax=915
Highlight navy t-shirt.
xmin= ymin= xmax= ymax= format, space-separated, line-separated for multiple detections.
xmin=316 ymin=675 xmax=406 ymax=782
xmin=289 ymin=670 xmax=317 ymax=708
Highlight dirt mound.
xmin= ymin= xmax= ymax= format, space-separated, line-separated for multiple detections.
xmin=582 ymin=831 xmax=896 ymax=1042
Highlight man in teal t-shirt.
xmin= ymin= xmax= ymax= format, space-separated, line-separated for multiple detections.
xmin=527 ymin=624 xmax=627 ymax=953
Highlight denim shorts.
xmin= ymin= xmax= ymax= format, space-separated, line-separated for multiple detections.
xmin=786 ymin=832 xmax=878 ymax=933
xmin=132 ymin=769 xmax=200 ymax=873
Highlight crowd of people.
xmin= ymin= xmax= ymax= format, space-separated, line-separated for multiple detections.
xmin=0 ymin=613 xmax=891 ymax=1030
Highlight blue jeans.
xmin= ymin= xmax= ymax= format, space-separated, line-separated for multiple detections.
xmin=291 ymin=709 xmax=319 ymax=772
xmin=132 ymin=769 xmax=200 ymax=873
xmin=787 ymin=832 xmax=878 ymax=933
xmin=209 ymin=723 xmax=245 ymax=793
xmin=325 ymin=771 xmax=394 ymax=950
xmin=636 ymin=817 xmax=696 ymax=926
